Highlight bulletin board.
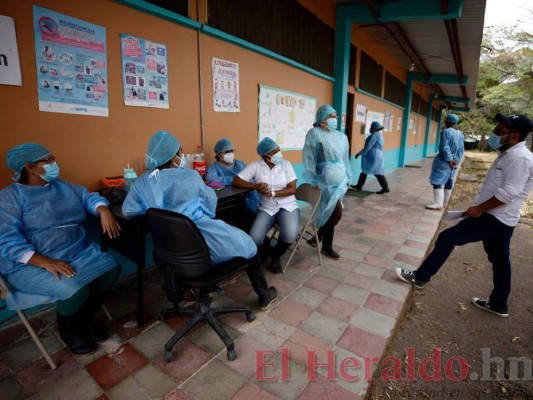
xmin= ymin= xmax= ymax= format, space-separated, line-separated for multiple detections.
xmin=258 ymin=84 xmax=317 ymax=151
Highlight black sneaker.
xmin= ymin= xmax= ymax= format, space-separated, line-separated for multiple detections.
xmin=376 ymin=189 xmax=390 ymax=194
xmin=471 ymin=297 xmax=509 ymax=318
xmin=321 ymin=247 xmax=340 ymax=260
xmin=395 ymin=267 xmax=424 ymax=289
xmin=350 ymin=185 xmax=362 ymax=191
xmin=259 ymin=287 xmax=279 ymax=311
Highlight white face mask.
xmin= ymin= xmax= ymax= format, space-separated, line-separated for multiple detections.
xmin=222 ymin=152 xmax=235 ymax=164
xmin=269 ymin=151 xmax=283 ymax=165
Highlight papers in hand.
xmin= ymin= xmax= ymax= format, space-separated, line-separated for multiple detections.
xmin=443 ymin=210 xmax=466 ymax=221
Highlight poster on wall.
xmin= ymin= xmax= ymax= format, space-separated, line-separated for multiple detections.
xmin=258 ymin=85 xmax=316 ymax=150
xmin=0 ymin=15 xmax=22 ymax=86
xmin=33 ymin=6 xmax=108 ymax=116
xmin=364 ymin=110 xmax=384 ymax=138
xmin=120 ymin=34 xmax=169 ymax=108
xmin=355 ymin=104 xmax=366 ymax=122
xmin=212 ymin=57 xmax=239 ymax=112
xmin=384 ymin=109 xmax=392 ymax=132
xmin=397 ymin=117 xmax=402 ymax=132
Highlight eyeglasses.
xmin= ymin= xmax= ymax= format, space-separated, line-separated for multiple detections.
xmin=33 ymin=155 xmax=56 ymax=165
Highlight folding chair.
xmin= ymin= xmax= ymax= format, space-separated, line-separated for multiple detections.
xmin=282 ymin=183 xmax=323 ymax=272
xmin=0 ymin=274 xmax=57 ymax=370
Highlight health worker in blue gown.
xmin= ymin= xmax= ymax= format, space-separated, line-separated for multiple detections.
xmin=205 ymin=137 xmax=260 ymax=213
xmin=426 ymin=114 xmax=465 ymax=210
xmin=0 ymin=143 xmax=121 ymax=356
xmin=122 ymin=131 xmax=278 ymax=311
xmin=302 ymin=104 xmax=352 ymax=260
xmin=351 ymin=121 xmax=390 ymax=194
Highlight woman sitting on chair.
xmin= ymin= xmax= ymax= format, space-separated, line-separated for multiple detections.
xmin=0 ymin=143 xmax=121 ymax=356
xmin=122 ymin=131 xmax=278 ymax=310
xmin=232 ymin=138 xmax=299 ymax=274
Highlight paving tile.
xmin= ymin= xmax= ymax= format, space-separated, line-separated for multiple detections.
xmin=337 ymin=249 xmax=365 ymax=262
xmin=187 ymin=320 xmax=241 ymax=355
xmin=86 ymin=343 xmax=148 ymax=390
xmin=75 ymin=335 xmax=124 ymax=367
xmin=0 ymin=376 xmax=25 ymax=400
xmin=218 ymin=334 xmax=272 ymax=378
xmin=267 ymin=275 xmax=299 ymax=298
xmin=269 ymin=299 xmax=312 ymax=327
xmin=315 ymin=265 xmax=350 ymax=282
xmin=154 ymin=338 xmax=213 ymax=383
xmin=15 ymin=349 xmax=78 ymax=397
xmin=110 ymin=310 xmax=158 ymax=341
xmin=318 ymin=296 xmax=359 ymax=322
xmin=164 ymin=387 xmax=195 ymax=400
xmin=342 ymin=271 xmax=379 ymax=290
xmin=247 ymin=316 xmax=296 ymax=350
xmin=287 ymin=286 xmax=328 ymax=309
xmin=279 ymin=266 xmax=313 ymax=285
xmin=363 ymin=292 xmax=404 ymax=319
xmin=108 ymin=364 xmax=177 ymax=400
xmin=31 ymin=368 xmax=102 ymax=400
xmin=233 ymin=381 xmax=279 ymax=400
xmin=299 ymin=372 xmax=362 ymax=399
xmin=181 ymin=358 xmax=247 ymax=400
xmin=284 ymin=329 xmax=334 ymax=366
xmin=255 ymin=354 xmax=310 ymax=399
xmin=404 ymin=238 xmax=430 ymax=250
xmin=299 ymin=311 xmax=347 ymax=344
xmin=372 ymin=279 xmax=411 ymax=302
xmin=394 ymin=252 xmax=424 ymax=267
xmin=363 ymin=254 xmax=391 ymax=268
xmin=2 ymin=332 xmax=64 ymax=371
xmin=221 ymin=279 xmax=253 ymax=301
xmin=352 ymin=263 xmax=385 ymax=278
xmin=304 ymin=274 xmax=339 ymax=294
xmin=95 ymin=395 xmax=111 ymax=400
xmin=130 ymin=321 xmax=177 ymax=359
xmin=331 ymin=283 xmax=368 ymax=306
xmin=337 ymin=325 xmax=388 ymax=360
xmin=0 ymin=314 xmax=49 ymax=348
xmin=350 ymin=307 xmax=397 ymax=339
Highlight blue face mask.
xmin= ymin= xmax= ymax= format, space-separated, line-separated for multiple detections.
xmin=172 ymin=155 xmax=186 ymax=169
xmin=487 ymin=133 xmax=511 ymax=150
xmin=39 ymin=162 xmax=60 ymax=182
xmin=269 ymin=151 xmax=283 ymax=166
xmin=326 ymin=118 xmax=338 ymax=130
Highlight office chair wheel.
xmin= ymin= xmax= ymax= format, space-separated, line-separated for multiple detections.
xmin=227 ymin=348 xmax=237 ymax=361
xmin=246 ymin=311 xmax=256 ymax=322
xmin=164 ymin=351 xmax=173 ymax=363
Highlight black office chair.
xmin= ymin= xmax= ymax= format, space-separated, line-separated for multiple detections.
xmin=146 ymin=208 xmax=256 ymax=363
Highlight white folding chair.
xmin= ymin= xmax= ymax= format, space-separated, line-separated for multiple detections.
xmin=0 ymin=275 xmax=57 ymax=370
xmin=282 ymin=183 xmax=323 ymax=272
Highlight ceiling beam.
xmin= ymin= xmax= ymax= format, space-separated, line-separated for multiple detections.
xmin=337 ymin=0 xmax=462 ymax=23
xmin=408 ymin=73 xmax=468 ymax=85
xmin=434 ymin=96 xmax=470 ymax=103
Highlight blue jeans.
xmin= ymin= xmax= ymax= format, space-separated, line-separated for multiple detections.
xmin=249 ymin=209 xmax=300 ymax=246
xmin=415 ymin=213 xmax=514 ymax=308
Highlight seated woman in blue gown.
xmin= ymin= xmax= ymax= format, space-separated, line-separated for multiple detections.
xmin=0 ymin=143 xmax=121 ymax=356
xmin=205 ymin=137 xmax=260 ymax=213
xmin=122 ymin=131 xmax=277 ymax=311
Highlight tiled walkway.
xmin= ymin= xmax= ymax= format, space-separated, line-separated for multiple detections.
xmin=0 ymin=159 xmax=445 ymax=400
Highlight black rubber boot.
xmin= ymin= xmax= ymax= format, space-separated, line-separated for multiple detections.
xmin=376 ymin=175 xmax=390 ymax=194
xmin=57 ymin=313 xmax=96 ymax=356
xmin=246 ymin=254 xmax=278 ymax=310
xmin=351 ymin=173 xmax=367 ymax=190
xmin=270 ymin=240 xmax=292 ymax=273
xmin=78 ymin=292 xmax=109 ymax=343
xmin=321 ymin=229 xmax=340 ymax=260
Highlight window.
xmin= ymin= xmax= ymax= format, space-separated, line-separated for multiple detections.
xmin=384 ymin=72 xmax=405 ymax=106
xmin=359 ymin=51 xmax=383 ymax=97
xmin=348 ymin=44 xmax=357 ymax=86
xmin=143 ymin=0 xmax=189 ymax=17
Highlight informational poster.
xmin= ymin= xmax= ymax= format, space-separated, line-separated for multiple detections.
xmin=0 ymin=15 xmax=22 ymax=86
xmin=355 ymin=104 xmax=366 ymax=122
xmin=258 ymin=84 xmax=317 ymax=150
xmin=397 ymin=117 xmax=402 ymax=132
xmin=212 ymin=57 xmax=239 ymax=112
xmin=364 ymin=111 xmax=384 ymax=138
xmin=120 ymin=34 xmax=168 ymax=109
xmin=33 ymin=6 xmax=108 ymax=116
xmin=384 ymin=109 xmax=392 ymax=132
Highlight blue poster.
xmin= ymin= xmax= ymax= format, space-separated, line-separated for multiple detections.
xmin=121 ymin=34 xmax=169 ymax=109
xmin=33 ymin=6 xmax=108 ymax=117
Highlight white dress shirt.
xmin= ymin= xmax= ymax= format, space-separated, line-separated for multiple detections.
xmin=474 ymin=141 xmax=533 ymax=226
xmin=238 ymin=158 xmax=298 ymax=216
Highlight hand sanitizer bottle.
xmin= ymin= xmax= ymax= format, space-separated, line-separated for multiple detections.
xmin=124 ymin=164 xmax=137 ymax=191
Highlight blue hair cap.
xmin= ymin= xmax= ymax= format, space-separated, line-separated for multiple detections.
xmin=214 ymin=138 xmax=233 ymax=154
xmin=446 ymin=114 xmax=459 ymax=124
xmin=145 ymin=130 xmax=181 ymax=170
xmin=314 ymin=104 xmax=336 ymax=126
xmin=6 ymin=143 xmax=51 ymax=172
xmin=370 ymin=121 xmax=384 ymax=131
xmin=257 ymin=137 xmax=278 ymax=155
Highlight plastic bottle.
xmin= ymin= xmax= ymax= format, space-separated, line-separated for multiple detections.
xmin=192 ymin=145 xmax=206 ymax=177
xmin=185 ymin=154 xmax=193 ymax=169
xmin=124 ymin=164 xmax=137 ymax=191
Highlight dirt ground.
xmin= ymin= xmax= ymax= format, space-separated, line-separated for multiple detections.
xmin=369 ymin=151 xmax=533 ymax=400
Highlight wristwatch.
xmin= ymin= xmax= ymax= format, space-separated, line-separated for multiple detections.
xmin=271 ymin=190 xmax=276 ymax=199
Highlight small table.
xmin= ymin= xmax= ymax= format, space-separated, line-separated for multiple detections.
xmin=101 ymin=186 xmax=250 ymax=326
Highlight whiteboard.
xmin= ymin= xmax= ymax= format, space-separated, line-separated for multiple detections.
xmin=258 ymin=84 xmax=317 ymax=150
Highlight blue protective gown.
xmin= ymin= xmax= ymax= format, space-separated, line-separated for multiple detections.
xmin=0 ymin=180 xmax=118 ymax=310
xmin=122 ymin=168 xmax=256 ymax=264
xmin=359 ymin=131 xmax=385 ymax=175
xmin=430 ymin=127 xmax=465 ymax=185
xmin=302 ymin=127 xmax=352 ymax=228
xmin=205 ymin=160 xmax=260 ymax=212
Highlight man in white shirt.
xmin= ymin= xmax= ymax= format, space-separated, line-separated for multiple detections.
xmin=396 ymin=114 xmax=533 ymax=317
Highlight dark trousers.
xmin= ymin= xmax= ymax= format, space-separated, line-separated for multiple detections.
xmin=355 ymin=173 xmax=388 ymax=190
xmin=415 ymin=213 xmax=514 ymax=308
xmin=318 ymin=200 xmax=343 ymax=250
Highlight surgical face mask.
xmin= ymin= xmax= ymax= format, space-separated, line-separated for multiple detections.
xmin=487 ymin=132 xmax=511 ymax=150
xmin=269 ymin=151 xmax=283 ymax=165
xmin=326 ymin=118 xmax=338 ymax=130
xmin=222 ymin=152 xmax=235 ymax=164
xmin=39 ymin=162 xmax=60 ymax=182
xmin=172 ymin=155 xmax=186 ymax=168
